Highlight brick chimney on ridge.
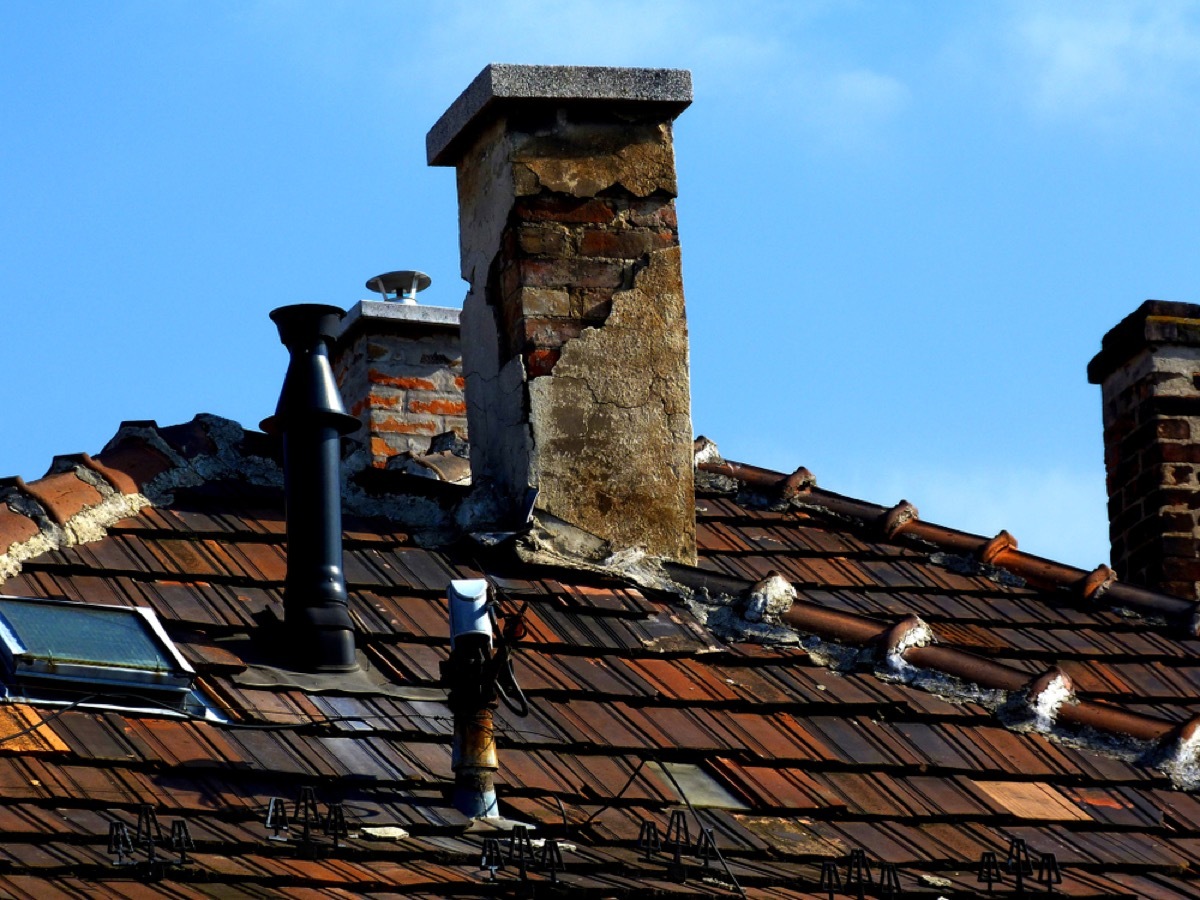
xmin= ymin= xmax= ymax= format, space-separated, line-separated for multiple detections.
xmin=333 ymin=295 xmax=466 ymax=467
xmin=1089 ymin=300 xmax=1200 ymax=600
xmin=427 ymin=64 xmax=696 ymax=564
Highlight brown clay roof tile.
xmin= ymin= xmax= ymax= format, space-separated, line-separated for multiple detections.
xmin=0 ymin=425 xmax=1199 ymax=893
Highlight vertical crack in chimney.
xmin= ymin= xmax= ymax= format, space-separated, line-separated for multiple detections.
xmin=261 ymin=304 xmax=361 ymax=673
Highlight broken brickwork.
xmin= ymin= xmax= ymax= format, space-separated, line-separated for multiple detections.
xmin=429 ymin=65 xmax=696 ymax=563
xmin=333 ymin=302 xmax=466 ymax=467
xmin=1089 ymin=300 xmax=1200 ymax=599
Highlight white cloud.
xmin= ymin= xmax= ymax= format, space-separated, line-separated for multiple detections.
xmin=1008 ymin=0 xmax=1200 ymax=126
xmin=796 ymin=67 xmax=910 ymax=150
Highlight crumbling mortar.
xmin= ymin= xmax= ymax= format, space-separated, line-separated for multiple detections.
xmin=511 ymin=512 xmax=1200 ymax=786
xmin=0 ymin=468 xmax=151 ymax=582
xmin=0 ymin=491 xmax=63 ymax=582
xmin=2 ymin=412 xmax=467 ymax=585
xmin=682 ymin=564 xmax=1199 ymax=783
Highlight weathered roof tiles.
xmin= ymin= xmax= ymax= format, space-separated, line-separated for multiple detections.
xmin=0 ymin=422 xmax=1199 ymax=894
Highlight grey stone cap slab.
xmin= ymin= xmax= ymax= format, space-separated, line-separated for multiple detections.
xmin=1088 ymin=299 xmax=1200 ymax=383
xmin=427 ymin=64 xmax=692 ymax=166
xmin=336 ymin=300 xmax=460 ymax=342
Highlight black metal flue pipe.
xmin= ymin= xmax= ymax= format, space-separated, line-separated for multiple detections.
xmin=261 ymin=304 xmax=361 ymax=673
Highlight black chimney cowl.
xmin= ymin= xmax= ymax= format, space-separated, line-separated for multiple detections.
xmin=261 ymin=304 xmax=361 ymax=673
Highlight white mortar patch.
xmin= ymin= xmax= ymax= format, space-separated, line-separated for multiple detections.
xmin=742 ymin=574 xmax=797 ymax=624
xmin=1029 ymin=674 xmax=1074 ymax=732
xmin=884 ymin=619 xmax=935 ymax=675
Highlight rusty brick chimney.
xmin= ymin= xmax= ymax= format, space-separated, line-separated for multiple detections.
xmin=427 ymin=64 xmax=696 ymax=564
xmin=332 ymin=274 xmax=467 ymax=468
xmin=1089 ymin=300 xmax=1200 ymax=599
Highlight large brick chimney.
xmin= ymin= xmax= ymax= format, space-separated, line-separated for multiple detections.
xmin=1089 ymin=300 xmax=1200 ymax=599
xmin=428 ymin=65 xmax=696 ymax=564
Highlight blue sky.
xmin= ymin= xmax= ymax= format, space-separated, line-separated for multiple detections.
xmin=4 ymin=1 xmax=1200 ymax=568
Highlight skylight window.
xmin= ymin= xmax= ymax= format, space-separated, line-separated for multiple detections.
xmin=0 ymin=595 xmax=204 ymax=715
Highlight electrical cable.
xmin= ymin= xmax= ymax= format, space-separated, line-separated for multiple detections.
xmin=577 ymin=757 xmax=649 ymax=827
xmin=0 ymin=692 xmax=104 ymax=746
xmin=654 ymin=761 xmax=745 ymax=898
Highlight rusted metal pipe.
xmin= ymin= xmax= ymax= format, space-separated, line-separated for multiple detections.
xmin=905 ymin=646 xmax=1029 ymax=692
xmin=444 ymin=580 xmax=499 ymax=818
xmin=1058 ymin=700 xmax=1173 ymax=743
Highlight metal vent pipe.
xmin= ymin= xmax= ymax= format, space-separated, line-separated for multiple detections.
xmin=445 ymin=579 xmax=499 ymax=818
xmin=261 ymin=304 xmax=361 ymax=673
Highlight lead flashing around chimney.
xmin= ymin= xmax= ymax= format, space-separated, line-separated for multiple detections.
xmin=427 ymin=64 xmax=692 ymax=166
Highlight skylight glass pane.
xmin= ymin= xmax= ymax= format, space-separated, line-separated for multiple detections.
xmin=0 ymin=599 xmax=174 ymax=671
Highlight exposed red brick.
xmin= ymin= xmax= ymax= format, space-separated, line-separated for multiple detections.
xmin=369 ymin=437 xmax=399 ymax=465
xmin=578 ymin=229 xmax=675 ymax=259
xmin=408 ymin=398 xmax=467 ymax=417
xmin=519 ymin=258 xmax=626 ymax=290
xmin=1158 ymin=443 xmax=1200 ymax=464
xmin=367 ymin=372 xmax=438 ymax=391
xmin=526 ymin=349 xmax=560 ymax=378
xmin=367 ymin=392 xmax=405 ymax=410
xmin=517 ymin=224 xmax=571 ymax=256
xmin=518 ymin=196 xmax=616 ymax=224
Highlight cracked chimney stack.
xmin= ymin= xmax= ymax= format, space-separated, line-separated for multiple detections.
xmin=1089 ymin=300 xmax=1200 ymax=599
xmin=428 ymin=64 xmax=696 ymax=564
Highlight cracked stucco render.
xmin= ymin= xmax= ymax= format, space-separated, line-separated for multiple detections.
xmin=528 ymin=245 xmax=694 ymax=563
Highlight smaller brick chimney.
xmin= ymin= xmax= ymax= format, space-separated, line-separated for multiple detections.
xmin=1089 ymin=300 xmax=1200 ymax=599
xmin=428 ymin=64 xmax=696 ymax=564
xmin=332 ymin=279 xmax=466 ymax=468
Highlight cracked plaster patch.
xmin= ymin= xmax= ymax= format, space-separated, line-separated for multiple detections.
xmin=527 ymin=246 xmax=694 ymax=562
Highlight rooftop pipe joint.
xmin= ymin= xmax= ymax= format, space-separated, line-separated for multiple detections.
xmin=445 ymin=579 xmax=499 ymax=819
xmin=261 ymin=304 xmax=361 ymax=674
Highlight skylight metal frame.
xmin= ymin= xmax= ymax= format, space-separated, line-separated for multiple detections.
xmin=0 ymin=595 xmax=198 ymax=712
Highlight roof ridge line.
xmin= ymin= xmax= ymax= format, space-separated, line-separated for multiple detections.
xmin=669 ymin=564 xmax=1200 ymax=789
xmin=0 ymin=469 xmax=150 ymax=583
xmin=696 ymin=454 xmax=1196 ymax=635
xmin=0 ymin=415 xmax=283 ymax=584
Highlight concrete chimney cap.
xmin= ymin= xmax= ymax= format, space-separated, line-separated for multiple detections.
xmin=427 ymin=63 xmax=693 ymax=166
